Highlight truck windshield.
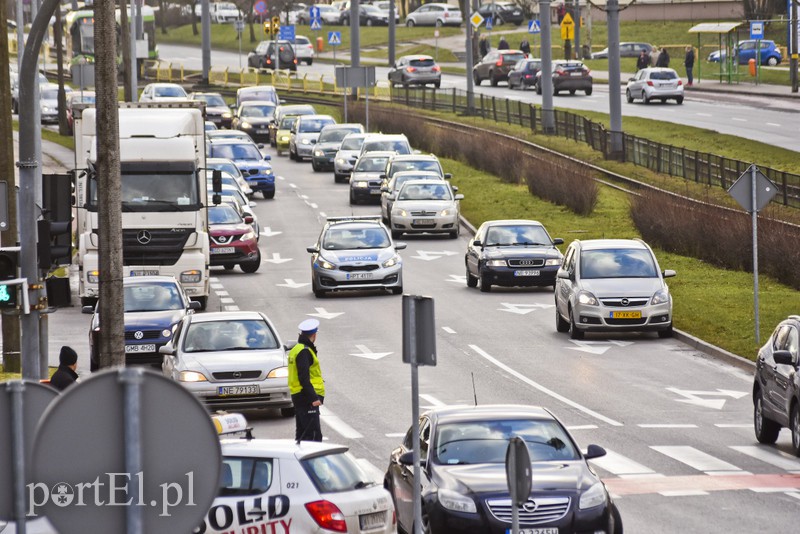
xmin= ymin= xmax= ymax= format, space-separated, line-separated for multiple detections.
xmin=88 ymin=172 xmax=200 ymax=211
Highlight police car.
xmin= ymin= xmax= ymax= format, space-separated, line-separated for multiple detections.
xmin=197 ymin=414 xmax=397 ymax=534
xmin=306 ymin=216 xmax=406 ymax=298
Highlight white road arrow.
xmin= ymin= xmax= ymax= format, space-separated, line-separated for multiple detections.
xmin=566 ymin=340 xmax=634 ymax=355
xmin=446 ymin=274 xmax=466 ymax=283
xmin=350 ymin=344 xmax=393 ymax=360
xmin=666 ymin=387 xmax=749 ymax=410
xmin=263 ymin=253 xmax=293 ymax=264
xmin=498 ymin=302 xmax=554 ymax=315
xmin=276 ymin=279 xmax=309 ymax=289
xmin=307 ymin=307 xmax=344 ymax=320
xmin=411 ymin=250 xmax=459 ymax=261
xmin=261 ymin=227 xmax=282 ymax=237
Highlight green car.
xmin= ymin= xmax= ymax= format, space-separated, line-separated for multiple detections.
xmin=275 ymin=116 xmax=297 ymax=156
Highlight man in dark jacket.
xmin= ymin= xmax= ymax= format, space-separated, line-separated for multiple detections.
xmin=287 ymin=319 xmax=325 ymax=442
xmin=684 ymin=46 xmax=695 ymax=86
xmin=636 ymin=49 xmax=650 ymax=70
xmin=520 ymin=39 xmax=531 ymax=57
xmin=50 ymin=346 xmax=79 ymax=391
xmin=497 ymin=36 xmax=509 ymax=50
xmin=656 ymin=47 xmax=670 ymax=68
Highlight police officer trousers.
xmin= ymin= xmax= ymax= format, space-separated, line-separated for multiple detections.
xmin=292 ymin=394 xmax=323 ymax=442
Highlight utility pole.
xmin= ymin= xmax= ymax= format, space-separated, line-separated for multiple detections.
xmin=15 ymin=0 xmax=24 ymax=70
xmin=130 ymin=0 xmax=139 ymax=101
xmin=202 ymin=0 xmax=211 ymax=85
xmin=350 ymin=0 xmax=360 ymax=67
xmin=606 ymin=0 xmax=623 ymax=158
xmin=540 ymin=0 xmax=555 ymax=133
xmin=792 ymin=0 xmax=798 ymax=93
xmin=120 ymin=0 xmax=132 ymax=102
xmin=95 ymin=0 xmax=125 ymax=369
xmin=388 ymin=0 xmax=396 ymax=66
xmin=0 ymin=0 xmax=22 ymax=373
xmin=55 ymin=6 xmax=69 ymax=136
xmin=573 ymin=0 xmax=580 ymax=58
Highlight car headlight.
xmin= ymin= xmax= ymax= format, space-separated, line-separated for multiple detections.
xmin=242 ymin=229 xmax=256 ymax=242
xmin=316 ymin=258 xmax=336 ymax=270
xmin=579 ymin=482 xmax=607 ymax=510
xmin=382 ymin=255 xmax=401 ymax=268
xmin=222 ymin=112 xmax=232 ymax=118
xmin=267 ymin=366 xmax=288 ymax=379
xmin=87 ymin=270 xmax=100 ymax=283
xmin=178 ymin=371 xmax=207 ymax=382
xmin=240 ymin=121 xmax=252 ymax=129
xmin=438 ymin=488 xmax=477 ymax=514
xmin=393 ymin=208 xmax=408 ymax=217
xmin=545 ymin=258 xmax=561 ymax=266
xmin=301 ymin=139 xmax=311 ymax=145
xmin=651 ymin=288 xmax=670 ymax=305
xmin=440 ymin=208 xmax=454 ymax=216
xmin=161 ymin=329 xmax=172 ymax=338
xmin=314 ymin=149 xmax=324 ymax=157
xmin=279 ymin=135 xmax=289 ymax=142
xmin=353 ymin=181 xmax=369 ymax=188
xmin=486 ymin=259 xmax=507 ymax=267
xmin=335 ymin=158 xmax=347 ymax=164
xmin=577 ymin=290 xmax=599 ymax=306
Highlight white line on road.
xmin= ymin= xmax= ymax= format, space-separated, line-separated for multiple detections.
xmin=732 ymin=117 xmax=747 ymax=122
xmin=660 ymin=490 xmax=709 ymax=497
xmin=289 ymin=183 xmax=297 ymax=189
xmin=301 ymin=194 xmax=309 ymax=199
xmin=220 ymin=297 xmax=235 ymax=304
xmin=767 ymin=122 xmax=781 ymax=127
xmin=469 ymin=345 xmax=623 ymax=426
xmin=321 ymin=405 xmax=363 ymax=439
xmin=638 ymin=424 xmax=698 ymax=428
xmin=308 ymin=202 xmax=318 ymax=209
xmin=385 ymin=432 xmax=406 ymax=437
xmin=442 ymin=326 xmax=456 ymax=334
xmin=730 ymin=446 xmax=800 ymax=473
xmin=566 ymin=425 xmax=598 ymax=431
xmin=715 ymin=424 xmax=751 ymax=428
xmin=696 ymin=113 xmax=712 ymax=117
xmin=589 ymin=449 xmax=659 ymax=477
xmin=215 ymin=290 xmax=229 ymax=297
xmin=319 ymin=212 xmax=327 ymax=218
xmin=419 ymin=394 xmax=446 ymax=407
xmin=224 ymin=305 xmax=239 ymax=311
xmin=651 ymin=446 xmax=745 ymax=474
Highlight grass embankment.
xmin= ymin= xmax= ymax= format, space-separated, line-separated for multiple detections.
xmin=12 ymin=120 xmax=75 ymax=150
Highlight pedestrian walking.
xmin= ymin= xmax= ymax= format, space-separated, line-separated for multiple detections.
xmin=520 ymin=38 xmax=531 ymax=57
xmin=497 ymin=36 xmax=509 ymax=50
xmin=479 ymin=34 xmax=490 ymax=58
xmin=655 ymin=46 xmax=670 ymax=68
xmin=49 ymin=346 xmax=79 ymax=391
xmin=636 ymin=49 xmax=650 ymax=70
xmin=288 ymin=318 xmax=325 ymax=442
xmin=684 ymin=45 xmax=695 ymax=86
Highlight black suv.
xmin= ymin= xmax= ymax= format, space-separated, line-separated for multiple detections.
xmin=753 ymin=315 xmax=800 ymax=455
xmin=247 ymin=40 xmax=298 ymax=71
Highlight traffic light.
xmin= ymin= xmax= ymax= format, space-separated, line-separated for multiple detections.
xmin=0 ymin=248 xmax=19 ymax=308
xmin=37 ymin=219 xmax=73 ymax=270
xmin=272 ymin=16 xmax=280 ymax=35
xmin=263 ymin=20 xmax=272 ymax=36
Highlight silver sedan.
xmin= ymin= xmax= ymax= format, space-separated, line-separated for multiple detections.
xmin=389 ymin=179 xmax=463 ymax=239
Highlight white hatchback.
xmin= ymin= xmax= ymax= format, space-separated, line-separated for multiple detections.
xmin=197 ymin=437 xmax=397 ymax=533
xmin=292 ymin=35 xmax=315 ymax=65
xmin=625 ymin=67 xmax=684 ymax=105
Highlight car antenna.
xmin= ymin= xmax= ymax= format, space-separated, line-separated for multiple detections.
xmin=471 ymin=372 xmax=478 ymax=406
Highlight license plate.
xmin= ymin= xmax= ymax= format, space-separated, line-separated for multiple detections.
xmin=257 ymin=128 xmax=268 ymax=133
xmin=413 ymin=219 xmax=434 ymax=225
xmin=347 ymin=273 xmax=373 ymax=280
xmin=130 ymin=270 xmax=159 ymax=276
xmin=570 ymin=72 xmax=583 ymax=76
xmin=218 ymin=385 xmax=259 ymax=396
xmin=507 ymin=529 xmax=558 ymax=534
xmin=212 ymin=247 xmax=236 ymax=254
xmin=125 ymin=344 xmax=156 ymax=353
xmin=514 ymin=269 xmax=540 ymax=277
xmin=359 ymin=511 xmax=386 ymax=530
xmin=370 ymin=189 xmax=382 ymax=195
xmin=610 ymin=310 xmax=642 ymax=319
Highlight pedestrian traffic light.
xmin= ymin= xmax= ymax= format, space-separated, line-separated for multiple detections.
xmin=37 ymin=219 xmax=73 ymax=270
xmin=0 ymin=248 xmax=19 ymax=308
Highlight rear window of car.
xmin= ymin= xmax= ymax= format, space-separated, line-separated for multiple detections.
xmin=355 ymin=156 xmax=391 ymax=172
xmin=558 ymin=62 xmax=585 ymax=70
xmin=123 ymin=283 xmax=184 ymax=312
xmin=302 ymin=452 xmax=371 ymax=493
xmin=295 ymin=36 xmax=311 ymax=45
xmin=363 ymin=139 xmax=411 ymax=154
xmin=319 ymin=127 xmax=361 ymax=143
xmin=580 ymin=248 xmax=658 ymax=279
xmin=219 ymin=457 xmax=274 ymax=497
xmin=409 ymin=58 xmax=435 ymax=67
xmin=391 ymin=160 xmax=442 ymax=175
xmin=502 ymin=53 xmax=525 ymax=63
xmin=650 ymin=70 xmax=677 ymax=80
xmin=299 ymin=118 xmax=335 ymax=133
xmin=210 ymin=143 xmax=262 ymax=161
xmin=340 ymin=136 xmax=366 ymax=150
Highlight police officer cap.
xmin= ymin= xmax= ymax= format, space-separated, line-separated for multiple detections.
xmin=298 ymin=318 xmax=320 ymax=335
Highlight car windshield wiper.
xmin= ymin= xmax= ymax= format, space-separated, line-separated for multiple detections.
xmin=352 ymin=480 xmax=373 ymax=490
xmin=511 ymin=242 xmax=548 ymax=246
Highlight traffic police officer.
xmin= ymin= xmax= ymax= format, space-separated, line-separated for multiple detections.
xmin=288 ymin=319 xmax=325 ymax=442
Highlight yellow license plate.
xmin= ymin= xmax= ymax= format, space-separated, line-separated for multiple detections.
xmin=610 ymin=311 xmax=642 ymax=319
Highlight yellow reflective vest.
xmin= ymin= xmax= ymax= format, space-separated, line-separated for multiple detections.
xmin=288 ymin=342 xmax=325 ymax=398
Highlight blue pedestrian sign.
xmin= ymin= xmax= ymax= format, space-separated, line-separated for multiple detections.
xmin=750 ymin=21 xmax=764 ymax=40
xmin=310 ymin=19 xmax=322 ymax=31
xmin=279 ymin=25 xmax=295 ymax=41
xmin=328 ymin=31 xmax=342 ymax=46
xmin=309 ymin=6 xmax=321 ymax=20
xmin=486 ymin=16 xmax=493 ymax=30
xmin=528 ymin=19 xmax=540 ymax=34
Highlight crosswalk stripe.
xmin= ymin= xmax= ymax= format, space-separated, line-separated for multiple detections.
xmin=652 ymin=446 xmax=745 ymax=474
xmin=730 ymin=446 xmax=800 ymax=473
xmin=589 ymin=450 xmax=661 ymax=478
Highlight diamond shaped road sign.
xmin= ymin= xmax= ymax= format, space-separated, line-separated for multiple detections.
xmin=728 ymin=165 xmax=779 ymax=212
xmin=470 ymin=12 xmax=484 ymax=29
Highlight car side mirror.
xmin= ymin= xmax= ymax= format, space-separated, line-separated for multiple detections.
xmin=311 ymin=139 xmax=317 ymax=144
xmin=451 ymin=186 xmax=459 ymax=192
xmin=387 ymin=193 xmax=396 ymax=200
xmin=81 ymin=305 xmax=94 ymax=314
xmin=249 ymin=201 xmax=257 ymax=208
xmin=284 ymin=342 xmax=297 ymax=351
xmin=444 ymin=173 xmax=452 ymax=179
xmin=230 ymin=103 xmax=236 ymax=110
xmin=628 ymin=77 xmax=635 ymax=82
xmin=188 ymin=301 xmax=201 ymax=311
xmin=380 ymin=186 xmax=389 ymax=192
xmin=244 ymin=215 xmax=254 ymax=224
xmin=773 ymin=350 xmax=796 ymax=366
xmin=159 ymin=344 xmax=175 ymax=356
xmin=662 ymin=269 xmax=676 ymax=278
xmin=263 ymin=154 xmax=271 ymax=160
xmin=557 ymin=269 xmax=570 ymax=279
xmin=306 ymin=245 xmax=319 ymax=253
xmin=394 ymin=242 xmax=407 ymax=250
xmin=454 ymin=194 xmax=464 ymax=200
xmin=398 ymin=450 xmax=424 ymax=467
xmin=584 ymin=444 xmax=607 ymax=460
xmin=553 ymin=238 xmax=564 ymax=245
xmin=472 ymin=239 xmax=482 ymax=247
xmin=379 ymin=173 xmax=387 ymax=179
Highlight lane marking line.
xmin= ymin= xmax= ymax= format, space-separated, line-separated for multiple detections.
xmin=321 ymin=405 xmax=363 ymax=439
xmin=442 ymin=326 xmax=456 ymax=334
xmin=419 ymin=394 xmax=446 ymax=407
xmin=651 ymin=445 xmax=744 ymax=474
xmin=638 ymin=424 xmax=698 ymax=428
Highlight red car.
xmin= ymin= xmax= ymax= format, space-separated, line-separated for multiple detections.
xmin=208 ymin=204 xmax=261 ymax=273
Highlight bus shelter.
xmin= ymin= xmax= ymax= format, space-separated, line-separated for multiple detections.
xmin=688 ymin=22 xmax=742 ymax=84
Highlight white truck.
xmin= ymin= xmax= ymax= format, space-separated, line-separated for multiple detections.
xmin=195 ymin=2 xmax=242 ymax=23
xmin=72 ymin=101 xmax=211 ymax=309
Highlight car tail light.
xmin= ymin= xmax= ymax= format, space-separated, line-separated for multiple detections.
xmin=677 ymin=80 xmax=683 ymax=85
xmin=524 ymin=74 xmax=532 ymax=78
xmin=496 ymin=59 xmax=504 ymax=67
xmin=432 ymin=65 xmax=441 ymax=72
xmin=305 ymin=500 xmax=347 ymax=532
xmin=406 ymin=66 xmax=417 ymax=73
xmin=646 ymin=80 xmax=654 ymax=86
xmin=444 ymin=11 xmax=449 ymax=18
xmin=555 ymin=68 xmax=566 ymax=76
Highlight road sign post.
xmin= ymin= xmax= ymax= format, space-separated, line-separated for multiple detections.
xmin=506 ymin=437 xmax=532 ymax=534
xmin=234 ymin=19 xmax=244 ymax=68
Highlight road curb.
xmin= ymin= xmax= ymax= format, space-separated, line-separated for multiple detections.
xmin=672 ymin=329 xmax=755 ymax=372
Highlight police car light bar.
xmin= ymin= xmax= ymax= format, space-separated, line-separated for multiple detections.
xmin=211 ymin=412 xmax=254 ymax=440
